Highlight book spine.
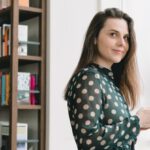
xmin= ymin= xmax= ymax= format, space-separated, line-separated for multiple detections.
xmin=0 ymin=71 xmax=2 ymax=105
xmin=30 ymin=75 xmax=36 ymax=105
xmin=5 ymin=73 xmax=10 ymax=105
xmin=1 ymin=75 xmax=5 ymax=105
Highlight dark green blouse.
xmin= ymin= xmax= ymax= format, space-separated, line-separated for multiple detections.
xmin=66 ymin=63 xmax=140 ymax=150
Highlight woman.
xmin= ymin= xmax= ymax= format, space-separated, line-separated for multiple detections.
xmin=64 ymin=8 xmax=150 ymax=150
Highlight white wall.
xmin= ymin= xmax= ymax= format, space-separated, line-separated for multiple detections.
xmin=48 ymin=0 xmax=150 ymax=150
xmin=125 ymin=1 xmax=150 ymax=149
xmin=48 ymin=0 xmax=98 ymax=150
xmin=97 ymin=1 xmax=150 ymax=149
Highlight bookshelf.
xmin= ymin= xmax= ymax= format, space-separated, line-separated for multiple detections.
xmin=0 ymin=0 xmax=46 ymax=150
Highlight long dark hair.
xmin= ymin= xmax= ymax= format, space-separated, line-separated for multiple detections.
xmin=64 ymin=8 xmax=140 ymax=109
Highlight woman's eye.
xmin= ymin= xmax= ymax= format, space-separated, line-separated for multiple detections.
xmin=124 ymin=36 xmax=129 ymax=41
xmin=110 ymin=33 xmax=117 ymax=37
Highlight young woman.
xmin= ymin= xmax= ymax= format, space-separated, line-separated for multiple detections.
xmin=64 ymin=8 xmax=150 ymax=150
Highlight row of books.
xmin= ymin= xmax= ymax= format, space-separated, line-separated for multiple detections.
xmin=0 ymin=71 xmax=39 ymax=106
xmin=0 ymin=24 xmax=28 ymax=57
xmin=0 ymin=0 xmax=29 ymax=9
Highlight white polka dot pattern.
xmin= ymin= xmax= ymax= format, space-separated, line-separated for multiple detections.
xmin=66 ymin=64 xmax=140 ymax=149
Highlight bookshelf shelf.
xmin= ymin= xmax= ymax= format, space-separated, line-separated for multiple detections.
xmin=19 ymin=41 xmax=40 ymax=45
xmin=19 ymin=56 xmax=42 ymax=61
xmin=17 ymin=139 xmax=39 ymax=143
xmin=19 ymin=7 xmax=42 ymax=22
xmin=19 ymin=6 xmax=42 ymax=13
xmin=17 ymin=105 xmax=41 ymax=110
xmin=0 ymin=0 xmax=46 ymax=150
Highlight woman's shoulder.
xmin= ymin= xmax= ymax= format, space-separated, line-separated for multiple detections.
xmin=74 ymin=64 xmax=102 ymax=80
xmin=66 ymin=65 xmax=102 ymax=100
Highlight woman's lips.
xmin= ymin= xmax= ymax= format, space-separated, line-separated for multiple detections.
xmin=113 ymin=49 xmax=124 ymax=54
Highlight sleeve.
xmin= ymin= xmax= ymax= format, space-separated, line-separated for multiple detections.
xmin=67 ymin=71 xmax=140 ymax=149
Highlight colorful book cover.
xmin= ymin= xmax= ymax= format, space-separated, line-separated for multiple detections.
xmin=30 ymin=74 xmax=39 ymax=104
xmin=5 ymin=73 xmax=10 ymax=105
xmin=2 ymin=24 xmax=11 ymax=57
xmin=17 ymin=72 xmax=30 ymax=104
xmin=1 ymin=75 xmax=5 ymax=105
xmin=0 ymin=27 xmax=2 ymax=57
xmin=30 ymin=74 xmax=36 ymax=105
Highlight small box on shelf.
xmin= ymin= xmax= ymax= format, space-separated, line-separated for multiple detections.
xmin=17 ymin=72 xmax=39 ymax=105
xmin=18 ymin=25 xmax=28 ymax=56
xmin=17 ymin=72 xmax=30 ymax=105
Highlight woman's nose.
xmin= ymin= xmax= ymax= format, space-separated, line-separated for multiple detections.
xmin=117 ymin=37 xmax=126 ymax=47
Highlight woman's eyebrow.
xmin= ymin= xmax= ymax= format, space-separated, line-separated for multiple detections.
xmin=107 ymin=29 xmax=129 ymax=36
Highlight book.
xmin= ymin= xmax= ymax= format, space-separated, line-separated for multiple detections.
xmin=5 ymin=73 xmax=10 ymax=105
xmin=1 ymin=75 xmax=5 ymax=105
xmin=0 ymin=72 xmax=10 ymax=106
xmin=2 ymin=24 xmax=11 ymax=57
xmin=17 ymin=72 xmax=30 ymax=104
xmin=18 ymin=25 xmax=28 ymax=42
xmin=30 ymin=74 xmax=39 ymax=104
xmin=0 ymin=27 xmax=2 ymax=57
xmin=30 ymin=74 xmax=36 ymax=105
xmin=18 ymin=25 xmax=28 ymax=56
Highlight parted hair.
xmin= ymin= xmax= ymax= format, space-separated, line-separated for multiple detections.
xmin=64 ymin=8 xmax=140 ymax=109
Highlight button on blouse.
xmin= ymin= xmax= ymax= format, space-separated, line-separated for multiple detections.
xmin=66 ymin=63 xmax=140 ymax=150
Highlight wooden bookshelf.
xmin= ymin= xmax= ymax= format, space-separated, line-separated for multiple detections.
xmin=0 ymin=0 xmax=46 ymax=150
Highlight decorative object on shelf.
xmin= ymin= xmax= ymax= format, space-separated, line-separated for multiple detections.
xmin=18 ymin=25 xmax=28 ymax=56
xmin=19 ymin=0 xmax=29 ymax=7
xmin=17 ymin=72 xmax=30 ymax=105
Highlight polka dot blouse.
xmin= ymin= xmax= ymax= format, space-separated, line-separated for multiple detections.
xmin=66 ymin=63 xmax=140 ymax=150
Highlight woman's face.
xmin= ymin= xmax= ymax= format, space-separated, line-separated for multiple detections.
xmin=95 ymin=18 xmax=129 ymax=69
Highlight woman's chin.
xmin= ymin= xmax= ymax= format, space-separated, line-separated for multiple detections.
xmin=113 ymin=58 xmax=123 ymax=64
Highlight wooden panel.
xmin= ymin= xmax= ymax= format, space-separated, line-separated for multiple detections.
xmin=10 ymin=0 xmax=19 ymax=149
xmin=39 ymin=0 xmax=46 ymax=149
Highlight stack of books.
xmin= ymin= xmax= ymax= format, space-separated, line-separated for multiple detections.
xmin=0 ymin=24 xmax=28 ymax=57
xmin=17 ymin=72 xmax=39 ymax=105
xmin=0 ymin=71 xmax=39 ymax=106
